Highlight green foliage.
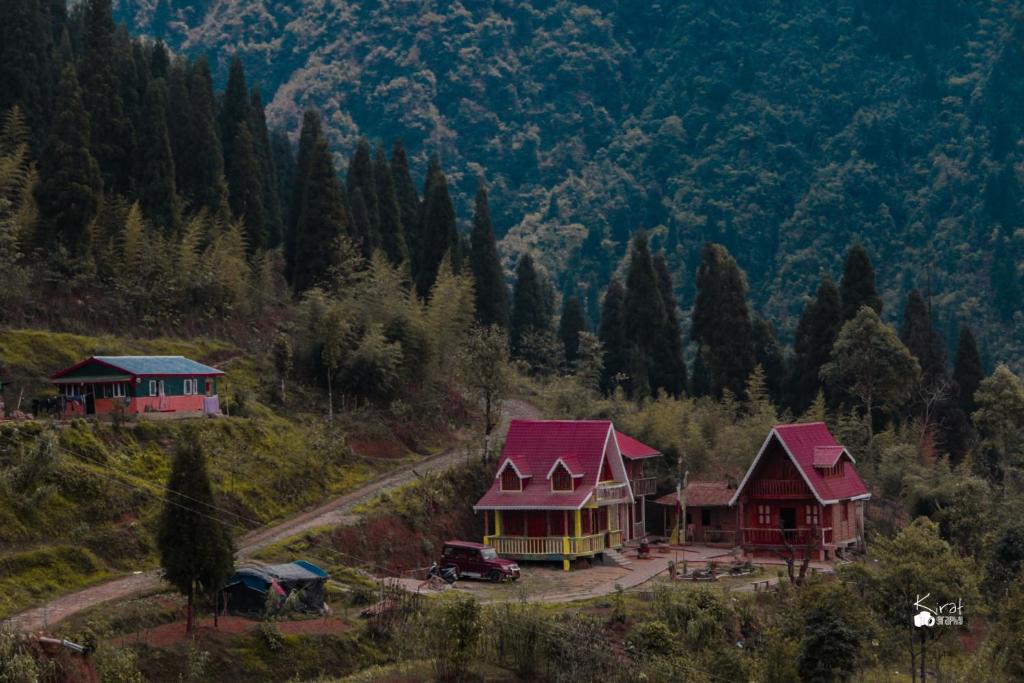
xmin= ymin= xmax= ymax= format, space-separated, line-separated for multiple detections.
xmin=423 ymin=593 xmax=481 ymax=681
xmin=839 ymin=244 xmax=883 ymax=322
xmin=469 ymin=184 xmax=509 ymax=330
xmin=625 ymin=619 xmax=677 ymax=659
xmin=973 ymin=365 xmax=1024 ymax=482
xmin=414 ymin=155 xmax=460 ymax=298
xmin=510 ymin=252 xmax=550 ymax=357
xmin=796 ymin=606 xmax=860 ymax=682
xmin=789 ymin=276 xmax=842 ymax=413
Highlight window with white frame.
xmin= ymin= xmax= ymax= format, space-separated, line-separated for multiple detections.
xmin=149 ymin=380 xmax=157 ymax=396
xmin=112 ymin=383 xmax=125 ymax=398
xmin=757 ymin=504 xmax=771 ymax=525
xmin=183 ymin=379 xmax=196 ymax=395
xmin=804 ymin=505 xmax=819 ymax=526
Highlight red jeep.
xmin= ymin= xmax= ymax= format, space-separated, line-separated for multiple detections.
xmin=440 ymin=541 xmax=520 ymax=582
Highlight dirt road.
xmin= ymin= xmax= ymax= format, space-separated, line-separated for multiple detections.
xmin=5 ymin=399 xmax=541 ymax=632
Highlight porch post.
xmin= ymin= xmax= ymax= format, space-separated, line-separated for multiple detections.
xmin=562 ymin=536 xmax=570 ymax=571
xmin=495 ymin=510 xmax=502 ymax=537
xmin=574 ymin=509 xmax=582 ymax=537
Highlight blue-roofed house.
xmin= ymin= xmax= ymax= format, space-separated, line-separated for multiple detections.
xmin=50 ymin=355 xmax=224 ymax=417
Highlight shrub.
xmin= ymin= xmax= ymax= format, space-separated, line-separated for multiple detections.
xmin=626 ymin=620 xmax=677 ymax=659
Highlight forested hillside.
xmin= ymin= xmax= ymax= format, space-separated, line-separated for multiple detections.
xmin=114 ymin=0 xmax=1024 ymax=364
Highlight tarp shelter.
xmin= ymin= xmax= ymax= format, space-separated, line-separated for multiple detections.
xmin=223 ymin=561 xmax=329 ymax=615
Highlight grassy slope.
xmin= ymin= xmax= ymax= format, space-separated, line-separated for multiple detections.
xmin=0 ymin=328 xmax=462 ymax=619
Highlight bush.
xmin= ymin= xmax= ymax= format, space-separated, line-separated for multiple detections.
xmin=626 ymin=620 xmax=677 ymax=658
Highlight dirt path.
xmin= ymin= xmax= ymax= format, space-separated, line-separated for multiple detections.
xmin=5 ymin=399 xmax=541 ymax=632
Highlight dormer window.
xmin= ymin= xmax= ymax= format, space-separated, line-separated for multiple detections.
xmin=551 ymin=463 xmax=573 ymax=491
xmin=498 ymin=460 xmax=525 ymax=492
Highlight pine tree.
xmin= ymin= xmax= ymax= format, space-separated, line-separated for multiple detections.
xmin=0 ymin=0 xmax=55 ymax=143
xmin=558 ymin=295 xmax=586 ymax=367
xmin=78 ymin=0 xmax=135 ymax=195
xmin=35 ymin=65 xmax=102 ymax=252
xmin=900 ymin=289 xmax=947 ymax=387
xmin=225 ymin=122 xmax=265 ymax=249
xmin=690 ymin=243 xmax=756 ymax=398
xmin=752 ymin=316 xmax=785 ymax=404
xmin=179 ymin=57 xmax=228 ymax=217
xmin=373 ymin=147 xmax=407 ymax=266
xmin=390 ymin=140 xmax=419 ymax=265
xmin=691 ymin=350 xmax=712 ymax=397
xmin=622 ymin=232 xmax=668 ymax=398
xmin=415 ymin=155 xmax=459 ymax=298
xmin=248 ymin=87 xmax=283 ymax=247
xmin=790 ymin=276 xmax=843 ymax=412
xmin=292 ymin=130 xmax=349 ymax=292
xmin=598 ymin=277 xmax=630 ymax=395
xmin=840 ymin=244 xmax=883 ymax=321
xmin=135 ymin=78 xmax=180 ymax=233
xmin=469 ymin=184 xmax=509 ymax=329
xmin=953 ymin=325 xmax=984 ymax=418
xmin=157 ymin=430 xmax=234 ymax=635
xmin=165 ymin=59 xmax=191 ymax=195
xmin=219 ymin=56 xmax=249 ymax=165
xmin=510 ymin=252 xmax=549 ymax=354
xmin=270 ymin=129 xmax=295 ymax=234
xmin=653 ymin=251 xmax=687 ymax=397
xmin=346 ymin=138 xmax=379 ymax=257
xmin=286 ymin=110 xmax=322 ymax=282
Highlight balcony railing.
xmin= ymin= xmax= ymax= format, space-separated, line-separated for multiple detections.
xmin=697 ymin=528 xmax=737 ymax=544
xmin=595 ymin=482 xmax=630 ymax=503
xmin=607 ymin=529 xmax=623 ymax=548
xmin=484 ymin=533 xmax=607 ymax=558
xmin=630 ymin=476 xmax=657 ymax=497
xmin=741 ymin=527 xmax=834 ymax=546
xmin=749 ymin=479 xmax=809 ymax=498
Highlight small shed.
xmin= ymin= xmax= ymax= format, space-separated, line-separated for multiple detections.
xmin=222 ymin=561 xmax=329 ymax=615
xmin=654 ymin=481 xmax=737 ymax=545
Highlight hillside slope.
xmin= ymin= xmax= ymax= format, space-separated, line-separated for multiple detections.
xmin=118 ymin=0 xmax=1024 ymax=364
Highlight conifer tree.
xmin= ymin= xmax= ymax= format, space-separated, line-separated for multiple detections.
xmin=469 ymin=184 xmax=509 ymax=329
xmin=270 ymin=129 xmax=295 ymax=233
xmin=390 ymin=140 xmax=419 ymax=263
xmin=840 ymin=244 xmax=883 ymax=321
xmin=35 ymin=65 xmax=102 ymax=252
xmin=219 ymin=56 xmax=249 ymax=164
xmin=790 ymin=276 xmax=843 ymax=412
xmin=690 ymin=242 xmax=756 ymax=398
xmin=136 ymin=78 xmax=180 ymax=233
xmin=752 ymin=316 xmax=785 ymax=404
xmin=78 ymin=0 xmax=134 ymax=195
xmin=622 ymin=232 xmax=668 ymax=398
xmin=598 ymin=276 xmax=629 ymax=394
xmin=510 ymin=252 xmax=549 ymax=354
xmin=953 ymin=325 xmax=984 ymax=418
xmin=292 ymin=130 xmax=349 ymax=292
xmin=346 ymin=138 xmax=379 ymax=257
xmin=558 ymin=295 xmax=586 ymax=367
xmin=373 ymin=147 xmax=407 ymax=266
xmin=286 ymin=110 xmax=322 ymax=282
xmin=179 ymin=57 xmax=228 ymax=217
xmin=248 ymin=87 xmax=283 ymax=247
xmin=157 ymin=430 xmax=234 ymax=635
xmin=225 ymin=122 xmax=265 ymax=249
xmin=900 ymin=289 xmax=947 ymax=387
xmin=653 ymin=251 xmax=687 ymax=397
xmin=165 ymin=60 xmax=191 ymax=190
xmin=415 ymin=155 xmax=459 ymax=298
xmin=0 ymin=0 xmax=55 ymax=141
xmin=691 ymin=350 xmax=712 ymax=397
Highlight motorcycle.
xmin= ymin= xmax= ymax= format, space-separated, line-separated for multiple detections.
xmin=427 ymin=562 xmax=459 ymax=585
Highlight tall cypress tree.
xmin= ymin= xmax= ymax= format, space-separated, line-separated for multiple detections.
xmin=690 ymin=242 xmax=756 ymax=398
xmin=135 ymin=78 xmax=180 ymax=233
xmin=653 ymin=251 xmax=687 ymax=397
xmin=35 ymin=65 xmax=102 ymax=252
xmin=78 ymin=0 xmax=134 ymax=195
xmin=900 ymin=289 xmax=947 ymax=387
xmin=789 ymin=276 xmax=843 ymax=412
xmin=598 ymin=276 xmax=629 ymax=394
xmin=270 ymin=129 xmax=295 ymax=234
xmin=373 ymin=147 xmax=407 ymax=266
xmin=165 ymin=59 xmax=191 ymax=197
xmin=953 ymin=325 xmax=984 ymax=417
xmin=219 ymin=56 xmax=249 ymax=164
xmin=292 ymin=131 xmax=349 ymax=292
xmin=390 ymin=139 xmax=419 ymax=264
xmin=469 ymin=184 xmax=509 ymax=329
xmin=225 ymin=122 xmax=266 ymax=249
xmin=0 ymin=0 xmax=55 ymax=144
xmin=346 ymin=138 xmax=379 ymax=257
xmin=622 ymin=232 xmax=667 ymax=398
xmin=179 ymin=57 xmax=228 ymax=217
xmin=415 ymin=155 xmax=459 ymax=298
xmin=510 ymin=252 xmax=549 ymax=354
xmin=248 ymin=87 xmax=283 ymax=247
xmin=286 ymin=110 xmax=322 ymax=283
xmin=690 ymin=350 xmax=712 ymax=398
xmin=559 ymin=295 xmax=587 ymax=367
xmin=752 ymin=316 xmax=785 ymax=404
xmin=840 ymin=244 xmax=883 ymax=321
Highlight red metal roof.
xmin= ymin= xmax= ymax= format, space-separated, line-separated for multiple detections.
xmin=812 ymin=445 xmax=846 ymax=467
xmin=475 ymin=420 xmax=627 ymax=510
xmin=615 ymin=431 xmax=661 ymax=459
xmin=653 ymin=481 xmax=734 ymax=508
xmin=732 ymin=423 xmax=870 ymax=505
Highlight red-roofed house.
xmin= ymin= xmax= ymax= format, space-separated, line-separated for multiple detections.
xmin=730 ymin=422 xmax=870 ymax=560
xmin=474 ymin=420 xmax=661 ymax=570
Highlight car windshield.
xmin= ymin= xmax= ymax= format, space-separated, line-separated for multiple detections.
xmin=480 ymin=548 xmax=498 ymax=559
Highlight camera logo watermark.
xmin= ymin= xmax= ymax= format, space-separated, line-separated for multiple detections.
xmin=913 ymin=593 xmax=964 ymax=628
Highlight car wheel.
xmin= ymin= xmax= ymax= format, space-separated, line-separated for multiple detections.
xmin=487 ymin=570 xmax=502 ymax=582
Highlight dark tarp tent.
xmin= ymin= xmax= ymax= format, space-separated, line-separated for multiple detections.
xmin=222 ymin=561 xmax=329 ymax=616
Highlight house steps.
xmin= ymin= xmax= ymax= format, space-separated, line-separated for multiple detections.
xmin=603 ymin=548 xmax=634 ymax=570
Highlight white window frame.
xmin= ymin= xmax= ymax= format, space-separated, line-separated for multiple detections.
xmin=183 ymin=379 xmax=194 ymax=395
xmin=149 ymin=380 xmax=157 ymax=396
xmin=112 ymin=383 xmax=125 ymax=398
xmin=757 ymin=504 xmax=771 ymax=525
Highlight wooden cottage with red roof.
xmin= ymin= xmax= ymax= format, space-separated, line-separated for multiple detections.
xmin=731 ymin=422 xmax=869 ymax=560
xmin=474 ymin=420 xmax=661 ymax=570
